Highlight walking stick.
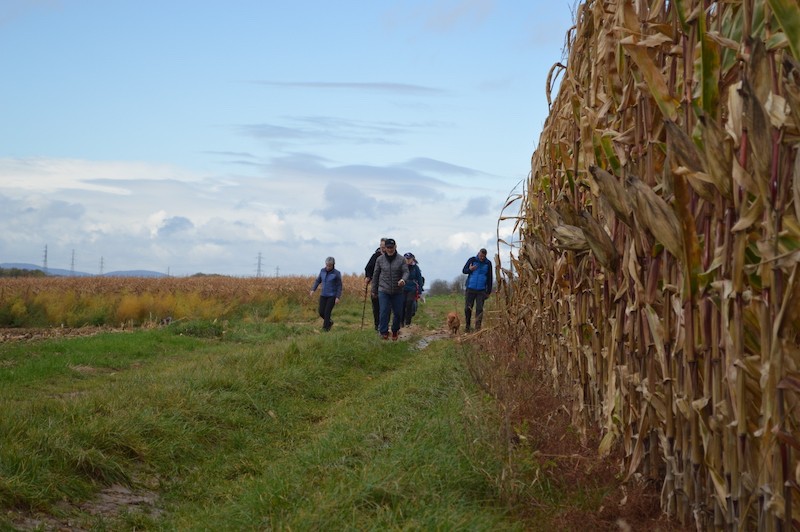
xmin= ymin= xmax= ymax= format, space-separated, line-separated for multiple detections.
xmin=360 ymin=281 xmax=368 ymax=330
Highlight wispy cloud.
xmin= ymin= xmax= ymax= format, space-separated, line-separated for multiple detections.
xmin=401 ymin=157 xmax=484 ymax=176
xmin=237 ymin=116 xmax=447 ymax=147
xmin=459 ymin=195 xmax=492 ymax=216
xmin=251 ymin=81 xmax=446 ymax=95
xmin=424 ymin=0 xmax=495 ymax=32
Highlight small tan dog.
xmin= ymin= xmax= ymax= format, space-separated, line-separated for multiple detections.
xmin=446 ymin=312 xmax=460 ymax=335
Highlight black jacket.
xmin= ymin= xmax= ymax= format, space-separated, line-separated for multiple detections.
xmin=364 ymin=248 xmax=381 ymax=280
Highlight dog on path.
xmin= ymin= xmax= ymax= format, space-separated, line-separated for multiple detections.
xmin=446 ymin=312 xmax=460 ymax=335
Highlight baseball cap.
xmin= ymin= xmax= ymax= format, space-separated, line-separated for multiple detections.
xmin=403 ymin=252 xmax=414 ymax=259
xmin=385 ymin=238 xmax=396 ymax=247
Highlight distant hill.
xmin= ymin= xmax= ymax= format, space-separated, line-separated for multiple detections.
xmin=102 ymin=270 xmax=167 ymax=278
xmin=1 ymin=263 xmax=167 ymax=278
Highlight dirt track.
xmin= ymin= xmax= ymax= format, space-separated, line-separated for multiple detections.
xmin=0 ymin=326 xmax=126 ymax=343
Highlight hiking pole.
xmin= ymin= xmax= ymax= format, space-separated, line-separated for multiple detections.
xmin=360 ymin=282 xmax=368 ymax=330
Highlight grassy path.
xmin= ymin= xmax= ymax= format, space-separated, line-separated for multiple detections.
xmin=1 ymin=306 xmax=532 ymax=530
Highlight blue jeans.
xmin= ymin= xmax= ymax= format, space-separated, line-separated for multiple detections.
xmin=378 ymin=291 xmax=405 ymax=335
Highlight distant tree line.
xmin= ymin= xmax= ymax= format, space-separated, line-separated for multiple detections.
xmin=0 ymin=268 xmax=47 ymax=278
xmin=426 ymin=276 xmax=466 ymax=296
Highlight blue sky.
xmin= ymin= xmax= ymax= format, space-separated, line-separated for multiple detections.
xmin=0 ymin=0 xmax=573 ymax=283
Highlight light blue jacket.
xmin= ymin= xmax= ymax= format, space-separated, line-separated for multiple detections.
xmin=311 ymin=267 xmax=342 ymax=298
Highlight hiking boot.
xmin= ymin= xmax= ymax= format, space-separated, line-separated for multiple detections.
xmin=381 ymin=333 xmax=389 ymax=340
xmin=392 ymin=331 xmax=399 ymax=341
xmin=465 ymin=325 xmax=472 ymax=333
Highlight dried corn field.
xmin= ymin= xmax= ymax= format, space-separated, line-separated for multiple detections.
xmin=0 ymin=275 xmax=363 ymax=327
xmin=494 ymin=0 xmax=800 ymax=529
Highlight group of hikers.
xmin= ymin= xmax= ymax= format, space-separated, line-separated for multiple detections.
xmin=309 ymin=238 xmax=493 ymax=339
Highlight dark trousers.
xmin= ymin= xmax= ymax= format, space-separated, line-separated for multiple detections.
xmin=402 ymin=291 xmax=416 ymax=325
xmin=464 ymin=289 xmax=488 ymax=331
xmin=378 ymin=291 xmax=404 ymax=335
xmin=371 ymin=295 xmax=380 ymax=330
xmin=318 ymin=295 xmax=336 ymax=330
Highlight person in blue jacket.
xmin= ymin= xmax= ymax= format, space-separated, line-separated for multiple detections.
xmin=462 ymin=248 xmax=492 ymax=332
xmin=309 ymin=256 xmax=342 ymax=331
xmin=401 ymin=252 xmax=423 ymax=327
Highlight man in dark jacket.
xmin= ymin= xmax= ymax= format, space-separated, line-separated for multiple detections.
xmin=370 ymin=238 xmax=409 ymax=340
xmin=364 ymin=238 xmax=386 ymax=330
xmin=462 ymin=248 xmax=493 ymax=332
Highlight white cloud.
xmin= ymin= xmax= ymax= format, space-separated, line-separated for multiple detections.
xmin=0 ymin=158 xmax=200 ymax=196
xmin=144 ymin=211 xmax=163 ymax=234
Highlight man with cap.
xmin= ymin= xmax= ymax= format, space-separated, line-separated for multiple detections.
xmin=370 ymin=238 xmax=409 ymax=340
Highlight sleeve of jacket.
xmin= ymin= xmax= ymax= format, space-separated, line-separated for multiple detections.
xmin=462 ymin=257 xmax=474 ymax=275
xmin=311 ymin=272 xmax=321 ymax=292
xmin=335 ymin=271 xmax=343 ymax=299
xmin=365 ymin=253 xmax=378 ymax=279
xmin=486 ymin=261 xmax=493 ymax=294
xmin=371 ymin=260 xmax=381 ymax=297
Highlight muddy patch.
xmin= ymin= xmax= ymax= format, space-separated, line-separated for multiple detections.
xmin=68 ymin=364 xmax=119 ymax=375
xmin=414 ymin=331 xmax=455 ymax=349
xmin=11 ymin=484 xmax=162 ymax=531
xmin=80 ymin=484 xmax=161 ymax=518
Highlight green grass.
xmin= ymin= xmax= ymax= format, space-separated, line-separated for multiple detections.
xmin=0 ymin=295 xmax=543 ymax=530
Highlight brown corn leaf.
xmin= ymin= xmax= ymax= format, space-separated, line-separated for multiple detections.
xmin=625 ymin=175 xmax=684 ymax=259
xmin=589 ymin=165 xmax=634 ymax=227
xmin=726 ymin=82 xmax=744 ymax=147
xmin=578 ymin=209 xmax=620 ymax=271
xmin=740 ymin=78 xmax=772 ymax=192
xmin=665 ymin=120 xmax=717 ymax=201
xmin=777 ymin=375 xmax=800 ymax=393
xmin=747 ymin=38 xmax=772 ymax=106
xmin=666 ymin=120 xmax=705 ymax=172
xmin=794 ymin=142 xmax=800 ymax=223
xmin=731 ymin=198 xmax=765 ymax=232
xmin=783 ymin=55 xmax=800 ymax=130
xmin=552 ymin=224 xmax=590 ymax=252
xmin=698 ymin=115 xmax=734 ymax=199
xmin=556 ymin=197 xmax=582 ymax=226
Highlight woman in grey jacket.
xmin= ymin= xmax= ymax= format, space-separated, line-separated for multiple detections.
xmin=370 ymin=238 xmax=409 ymax=340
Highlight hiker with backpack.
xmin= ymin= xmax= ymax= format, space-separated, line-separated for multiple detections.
xmin=401 ymin=252 xmax=423 ymax=327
